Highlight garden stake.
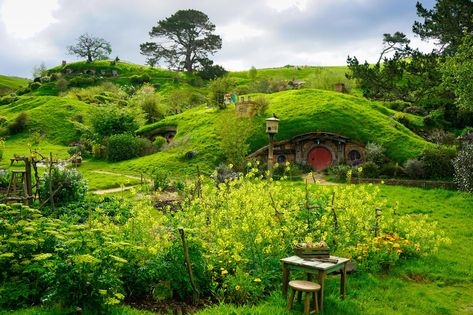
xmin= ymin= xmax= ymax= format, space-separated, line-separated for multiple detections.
xmin=374 ymin=207 xmax=382 ymax=237
xmin=331 ymin=192 xmax=338 ymax=246
xmin=178 ymin=227 xmax=199 ymax=304
xmin=48 ymin=152 xmax=55 ymax=210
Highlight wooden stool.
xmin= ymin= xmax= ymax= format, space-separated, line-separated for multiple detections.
xmin=287 ymin=280 xmax=320 ymax=314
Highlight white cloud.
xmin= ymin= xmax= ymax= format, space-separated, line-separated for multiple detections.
xmin=265 ymin=0 xmax=310 ymax=12
xmin=217 ymin=21 xmax=266 ymax=42
xmin=0 ymin=0 xmax=59 ymax=39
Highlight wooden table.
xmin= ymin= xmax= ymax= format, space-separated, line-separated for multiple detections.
xmin=281 ymin=255 xmax=350 ymax=312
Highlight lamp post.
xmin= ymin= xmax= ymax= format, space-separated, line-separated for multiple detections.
xmin=265 ymin=116 xmax=279 ymax=178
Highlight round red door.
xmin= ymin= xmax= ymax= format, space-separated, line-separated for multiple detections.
xmin=308 ymin=147 xmax=332 ymax=170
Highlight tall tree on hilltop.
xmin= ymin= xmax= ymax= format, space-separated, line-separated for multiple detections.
xmin=140 ymin=9 xmax=222 ymax=73
xmin=413 ymin=0 xmax=473 ymax=54
xmin=67 ymin=33 xmax=112 ymax=62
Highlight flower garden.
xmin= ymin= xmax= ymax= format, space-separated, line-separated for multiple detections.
xmin=1 ymin=164 xmax=461 ymax=314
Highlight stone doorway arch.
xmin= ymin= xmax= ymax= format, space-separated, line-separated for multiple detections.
xmin=308 ymin=146 xmax=333 ymax=170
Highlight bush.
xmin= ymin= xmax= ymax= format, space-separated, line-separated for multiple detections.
xmin=197 ymin=64 xmax=227 ymax=80
xmin=130 ymin=74 xmax=150 ymax=85
xmin=69 ymin=75 xmax=96 ymax=87
xmin=381 ymin=162 xmax=402 ymax=178
xmin=15 ymin=86 xmax=31 ymax=95
xmin=404 ymin=159 xmax=426 ymax=179
xmin=253 ymin=96 xmax=269 ymax=115
xmin=420 ymin=145 xmax=457 ymax=179
xmin=167 ymin=88 xmax=206 ymax=114
xmin=328 ymin=164 xmax=352 ymax=181
xmin=0 ymin=204 xmax=135 ymax=310
xmin=38 ymin=166 xmax=88 ymax=206
xmin=453 ymin=143 xmax=473 ymax=193
xmin=0 ymin=95 xmax=18 ymax=105
xmin=209 ymin=77 xmax=237 ymax=109
xmin=152 ymin=168 xmax=170 ymax=191
xmin=365 ymin=142 xmax=386 ymax=166
xmin=153 ymin=136 xmax=167 ymax=150
xmin=28 ymin=81 xmax=42 ymax=90
xmin=360 ymin=161 xmax=380 ymax=178
xmin=90 ymin=105 xmax=144 ymax=139
xmin=107 ymin=134 xmax=141 ymax=162
xmin=8 ymin=112 xmax=28 ymax=135
xmin=386 ymin=100 xmax=410 ymax=111
xmin=0 ymin=169 xmax=10 ymax=187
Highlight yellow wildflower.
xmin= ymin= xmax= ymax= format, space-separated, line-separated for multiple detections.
xmin=235 ymin=285 xmax=240 ymax=291
xmin=393 ymin=243 xmax=400 ymax=248
xmin=254 ymin=278 xmax=262 ymax=283
xmin=221 ymin=269 xmax=228 ymax=275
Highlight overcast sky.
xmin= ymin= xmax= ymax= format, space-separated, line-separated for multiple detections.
xmin=0 ymin=0 xmax=437 ymax=78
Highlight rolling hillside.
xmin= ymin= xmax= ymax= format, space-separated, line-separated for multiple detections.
xmin=0 ymin=75 xmax=29 ymax=96
xmin=0 ymin=61 xmax=432 ymax=177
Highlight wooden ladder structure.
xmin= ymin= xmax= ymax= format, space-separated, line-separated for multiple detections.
xmin=6 ymin=170 xmax=30 ymax=205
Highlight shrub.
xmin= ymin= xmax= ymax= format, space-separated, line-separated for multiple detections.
xmin=131 ymin=84 xmax=165 ymax=123
xmin=90 ymin=105 xmax=144 ymax=140
xmin=107 ymin=134 xmax=141 ymax=162
xmin=404 ymin=159 xmax=426 ymax=179
xmin=329 ymin=164 xmax=352 ymax=181
xmin=197 ymin=63 xmax=227 ymax=80
xmin=453 ymin=143 xmax=473 ymax=193
xmin=381 ymin=162 xmax=402 ymax=178
xmin=152 ymin=168 xmax=170 ymax=191
xmin=248 ymin=66 xmax=257 ymax=80
xmin=167 ymin=88 xmax=206 ymax=114
xmin=69 ymin=75 xmax=96 ymax=87
xmin=365 ymin=142 xmax=386 ymax=166
xmin=387 ymin=100 xmax=410 ymax=111
xmin=8 ymin=112 xmax=28 ymax=135
xmin=130 ymin=74 xmax=150 ymax=85
xmin=153 ymin=136 xmax=167 ymax=150
xmin=28 ymin=81 xmax=42 ymax=90
xmin=209 ymin=77 xmax=237 ymax=109
xmin=253 ymin=96 xmax=269 ymax=115
xmin=0 ymin=95 xmax=18 ymax=105
xmin=15 ymin=86 xmax=31 ymax=95
xmin=420 ymin=145 xmax=457 ymax=179
xmin=38 ymin=166 xmax=88 ymax=206
xmin=360 ymin=161 xmax=380 ymax=178
xmin=0 ymin=169 xmax=10 ymax=187
xmin=0 ymin=204 xmax=135 ymax=310
xmin=217 ymin=112 xmax=254 ymax=171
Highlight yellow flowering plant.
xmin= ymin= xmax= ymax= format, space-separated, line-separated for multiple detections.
xmin=169 ymin=165 xmax=448 ymax=301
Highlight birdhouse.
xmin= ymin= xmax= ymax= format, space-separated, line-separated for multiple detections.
xmin=266 ymin=117 xmax=279 ymax=134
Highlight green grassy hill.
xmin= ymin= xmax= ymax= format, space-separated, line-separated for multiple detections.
xmin=0 ymin=75 xmax=29 ymax=96
xmin=38 ymin=60 xmax=189 ymax=96
xmin=0 ymin=61 xmax=432 ymax=178
xmin=0 ymin=96 xmax=91 ymax=144
xmin=120 ymin=88 xmax=430 ymax=176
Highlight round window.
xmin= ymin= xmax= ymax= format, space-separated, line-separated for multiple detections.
xmin=277 ymin=155 xmax=286 ymax=163
xmin=348 ymin=150 xmax=362 ymax=165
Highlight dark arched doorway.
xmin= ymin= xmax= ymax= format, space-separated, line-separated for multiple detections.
xmin=308 ymin=146 xmax=332 ymax=170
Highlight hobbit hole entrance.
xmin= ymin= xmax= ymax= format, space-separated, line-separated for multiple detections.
xmin=308 ymin=146 xmax=333 ymax=170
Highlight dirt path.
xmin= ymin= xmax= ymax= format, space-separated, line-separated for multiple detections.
xmin=89 ymin=170 xmax=151 ymax=194
xmin=304 ymin=172 xmax=339 ymax=185
xmin=92 ymin=185 xmax=139 ymax=195
xmin=91 ymin=170 xmax=147 ymax=181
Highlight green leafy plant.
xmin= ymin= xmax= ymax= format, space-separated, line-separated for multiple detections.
xmin=107 ymin=134 xmax=142 ymax=162
xmin=38 ymin=166 xmax=88 ymax=206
